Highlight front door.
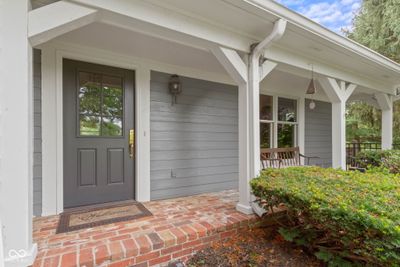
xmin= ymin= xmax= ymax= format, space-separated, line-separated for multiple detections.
xmin=63 ymin=59 xmax=135 ymax=208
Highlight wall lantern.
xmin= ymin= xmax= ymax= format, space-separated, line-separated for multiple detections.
xmin=306 ymin=64 xmax=317 ymax=110
xmin=169 ymin=74 xmax=182 ymax=105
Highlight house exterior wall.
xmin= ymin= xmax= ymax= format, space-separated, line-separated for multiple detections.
xmin=33 ymin=49 xmax=42 ymax=216
xmin=305 ymin=99 xmax=332 ymax=167
xmin=150 ymin=71 xmax=239 ymax=200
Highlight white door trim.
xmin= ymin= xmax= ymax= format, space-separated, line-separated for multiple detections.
xmin=41 ymin=41 xmax=234 ymax=215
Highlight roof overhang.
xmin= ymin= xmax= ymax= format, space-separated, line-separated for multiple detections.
xmin=29 ymin=0 xmax=400 ymax=94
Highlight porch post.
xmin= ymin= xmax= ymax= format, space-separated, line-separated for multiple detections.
xmin=212 ymin=47 xmax=252 ymax=214
xmin=248 ymin=55 xmax=261 ymax=179
xmin=375 ymin=93 xmax=393 ymax=150
xmin=0 ymin=0 xmax=37 ymax=265
xmin=319 ymin=78 xmax=356 ymax=169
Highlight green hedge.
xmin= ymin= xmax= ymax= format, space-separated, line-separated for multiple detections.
xmin=251 ymin=167 xmax=400 ymax=266
xmin=354 ymin=150 xmax=400 ymax=173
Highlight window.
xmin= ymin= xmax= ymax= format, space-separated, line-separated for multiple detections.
xmin=78 ymin=72 xmax=124 ymax=137
xmin=260 ymin=95 xmax=298 ymax=148
xmin=260 ymin=95 xmax=273 ymax=148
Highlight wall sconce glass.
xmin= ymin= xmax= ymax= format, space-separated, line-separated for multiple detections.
xmin=169 ymin=74 xmax=182 ymax=105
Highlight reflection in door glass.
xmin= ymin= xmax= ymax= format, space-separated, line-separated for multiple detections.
xmin=78 ymin=72 xmax=124 ymax=136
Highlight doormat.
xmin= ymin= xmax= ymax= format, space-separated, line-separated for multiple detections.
xmin=56 ymin=201 xmax=152 ymax=233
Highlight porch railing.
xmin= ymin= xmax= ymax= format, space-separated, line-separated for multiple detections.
xmin=346 ymin=142 xmax=400 ymax=165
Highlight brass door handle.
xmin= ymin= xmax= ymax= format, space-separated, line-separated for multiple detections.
xmin=129 ymin=129 xmax=135 ymax=159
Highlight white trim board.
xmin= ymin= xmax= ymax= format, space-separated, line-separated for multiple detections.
xmin=40 ymin=41 xmax=235 ymax=215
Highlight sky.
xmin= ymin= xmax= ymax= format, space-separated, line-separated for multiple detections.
xmin=276 ymin=0 xmax=361 ymax=34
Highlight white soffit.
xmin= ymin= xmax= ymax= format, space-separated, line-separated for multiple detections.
xmin=146 ymin=0 xmax=400 ymax=88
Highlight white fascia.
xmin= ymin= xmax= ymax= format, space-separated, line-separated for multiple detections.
xmin=242 ymin=0 xmax=400 ymax=73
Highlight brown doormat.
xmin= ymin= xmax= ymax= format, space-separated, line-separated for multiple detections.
xmin=56 ymin=201 xmax=152 ymax=233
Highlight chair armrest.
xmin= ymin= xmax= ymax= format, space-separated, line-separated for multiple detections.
xmin=299 ymin=154 xmax=320 ymax=165
xmin=299 ymin=154 xmax=320 ymax=159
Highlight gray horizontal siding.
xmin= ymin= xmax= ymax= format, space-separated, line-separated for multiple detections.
xmin=33 ymin=49 xmax=42 ymax=216
xmin=305 ymin=99 xmax=332 ymax=167
xmin=150 ymin=71 xmax=239 ymax=200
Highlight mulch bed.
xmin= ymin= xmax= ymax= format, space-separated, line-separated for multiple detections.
xmin=186 ymin=227 xmax=323 ymax=267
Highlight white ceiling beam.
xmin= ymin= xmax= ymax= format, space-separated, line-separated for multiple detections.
xmin=28 ymin=1 xmax=98 ymax=47
xmin=319 ymin=77 xmax=357 ymax=102
xmin=260 ymin=60 xmax=277 ymax=81
xmin=266 ymin=46 xmax=395 ymax=95
xmin=70 ymin=0 xmax=254 ymax=52
xmin=211 ymin=47 xmax=247 ymax=85
xmin=375 ymin=93 xmax=393 ymax=110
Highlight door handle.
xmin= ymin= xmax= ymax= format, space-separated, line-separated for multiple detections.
xmin=129 ymin=129 xmax=135 ymax=159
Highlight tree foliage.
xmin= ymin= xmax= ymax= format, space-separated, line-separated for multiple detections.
xmin=346 ymin=0 xmax=400 ymax=143
xmin=347 ymin=0 xmax=400 ymax=62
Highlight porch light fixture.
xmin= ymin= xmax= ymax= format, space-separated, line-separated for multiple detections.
xmin=169 ymin=74 xmax=182 ymax=105
xmin=306 ymin=64 xmax=317 ymax=110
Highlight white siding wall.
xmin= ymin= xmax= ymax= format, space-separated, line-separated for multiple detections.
xmin=305 ymin=99 xmax=332 ymax=167
xmin=150 ymin=71 xmax=239 ymax=199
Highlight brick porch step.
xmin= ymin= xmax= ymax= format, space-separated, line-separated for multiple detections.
xmin=33 ymin=190 xmax=258 ymax=267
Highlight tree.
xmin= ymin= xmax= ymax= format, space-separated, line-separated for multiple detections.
xmin=347 ymin=0 xmax=400 ymax=62
xmin=346 ymin=0 xmax=400 ymax=144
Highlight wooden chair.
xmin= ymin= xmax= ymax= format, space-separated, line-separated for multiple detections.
xmin=260 ymin=147 xmax=319 ymax=169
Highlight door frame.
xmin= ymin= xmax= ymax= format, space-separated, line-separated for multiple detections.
xmin=41 ymin=43 xmax=151 ymax=215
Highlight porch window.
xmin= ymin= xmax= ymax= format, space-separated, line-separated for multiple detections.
xmin=260 ymin=95 xmax=273 ymax=148
xmin=260 ymin=95 xmax=298 ymax=148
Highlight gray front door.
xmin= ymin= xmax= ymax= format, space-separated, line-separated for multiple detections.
xmin=63 ymin=59 xmax=135 ymax=208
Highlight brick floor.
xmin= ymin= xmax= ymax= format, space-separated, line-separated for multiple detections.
xmin=33 ymin=190 xmax=258 ymax=267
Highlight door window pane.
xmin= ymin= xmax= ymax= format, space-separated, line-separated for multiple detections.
xmin=260 ymin=122 xmax=273 ymax=148
xmin=278 ymin=97 xmax=297 ymax=122
xmin=80 ymin=115 xmax=101 ymax=136
xmin=260 ymin=95 xmax=273 ymax=120
xmin=101 ymin=117 xmax=122 ymax=136
xmin=78 ymin=72 xmax=124 ymax=137
xmin=278 ymin=124 xmax=296 ymax=148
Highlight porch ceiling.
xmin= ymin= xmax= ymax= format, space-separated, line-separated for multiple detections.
xmin=50 ymin=21 xmax=382 ymax=103
xmin=34 ymin=0 xmax=400 ymax=94
xmin=52 ymin=22 xmax=229 ymax=80
xmin=142 ymin=0 xmax=400 ymax=91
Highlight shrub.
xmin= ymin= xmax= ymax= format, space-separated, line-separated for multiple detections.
xmin=354 ymin=150 xmax=400 ymax=173
xmin=251 ymin=167 xmax=400 ymax=266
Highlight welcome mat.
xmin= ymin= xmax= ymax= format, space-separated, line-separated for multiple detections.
xmin=56 ymin=201 xmax=152 ymax=233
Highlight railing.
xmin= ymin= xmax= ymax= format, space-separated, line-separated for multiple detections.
xmin=346 ymin=142 xmax=400 ymax=165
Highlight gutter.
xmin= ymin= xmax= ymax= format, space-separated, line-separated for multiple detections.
xmin=250 ymin=18 xmax=287 ymax=59
xmin=249 ymin=18 xmax=287 ymax=217
xmin=242 ymin=0 xmax=400 ymax=73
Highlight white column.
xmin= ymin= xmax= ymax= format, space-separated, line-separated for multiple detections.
xmin=382 ymin=109 xmax=393 ymax=150
xmin=211 ymin=47 xmax=252 ymax=214
xmin=375 ymin=93 xmax=393 ymax=150
xmin=319 ymin=77 xmax=356 ymax=169
xmin=331 ymin=101 xmax=347 ymax=168
xmin=248 ymin=56 xmax=261 ymax=179
xmin=0 ymin=0 xmax=37 ymax=266
xmin=135 ymin=67 xmax=151 ymax=201
xmin=237 ymin=83 xmax=252 ymax=214
xmin=41 ymin=45 xmax=58 ymax=215
xmin=297 ymin=97 xmax=305 ymax=160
